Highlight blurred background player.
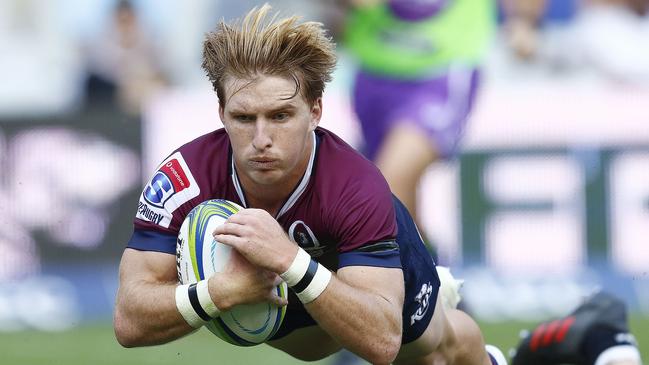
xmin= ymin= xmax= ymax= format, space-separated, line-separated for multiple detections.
xmin=339 ymin=0 xmax=496 ymax=256
xmin=82 ymin=0 xmax=169 ymax=116
xmin=501 ymin=0 xmax=649 ymax=84
xmin=512 ymin=290 xmax=642 ymax=365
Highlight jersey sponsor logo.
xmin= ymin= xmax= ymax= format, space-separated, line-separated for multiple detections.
xmin=136 ymin=152 xmax=200 ymax=228
xmin=410 ymin=281 xmax=433 ymax=325
xmin=144 ymin=158 xmax=191 ymax=208
xmin=288 ymin=220 xmax=325 ymax=257
xmin=138 ymin=201 xmax=165 ymax=225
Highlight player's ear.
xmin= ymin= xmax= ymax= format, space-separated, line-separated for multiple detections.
xmin=309 ymin=97 xmax=322 ymax=131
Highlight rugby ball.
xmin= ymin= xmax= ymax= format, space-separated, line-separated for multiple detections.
xmin=176 ymin=199 xmax=288 ymax=346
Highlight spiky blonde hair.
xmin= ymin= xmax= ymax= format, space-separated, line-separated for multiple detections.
xmin=202 ymin=4 xmax=337 ymax=107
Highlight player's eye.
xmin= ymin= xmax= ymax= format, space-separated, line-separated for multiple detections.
xmin=273 ymin=112 xmax=289 ymax=121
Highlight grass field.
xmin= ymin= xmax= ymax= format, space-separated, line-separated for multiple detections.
xmin=1 ymin=316 xmax=647 ymax=365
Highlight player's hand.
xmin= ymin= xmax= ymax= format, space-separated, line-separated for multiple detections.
xmin=209 ymin=249 xmax=287 ymax=311
xmin=213 ymin=208 xmax=298 ymax=274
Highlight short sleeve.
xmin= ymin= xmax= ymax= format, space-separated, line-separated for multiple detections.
xmin=127 ymin=229 xmax=177 ymax=254
xmin=327 ymin=173 xmax=399 ymax=270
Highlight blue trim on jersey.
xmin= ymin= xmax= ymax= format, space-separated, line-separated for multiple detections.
xmin=338 ymin=249 xmax=402 ymax=269
xmin=127 ymin=229 xmax=176 ymax=254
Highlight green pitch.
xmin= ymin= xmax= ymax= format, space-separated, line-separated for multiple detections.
xmin=1 ymin=316 xmax=647 ymax=365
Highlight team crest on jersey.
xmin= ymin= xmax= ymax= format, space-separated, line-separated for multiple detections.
xmin=410 ymin=282 xmax=433 ymax=325
xmin=288 ymin=220 xmax=325 ymax=257
xmin=136 ymin=152 xmax=200 ymax=228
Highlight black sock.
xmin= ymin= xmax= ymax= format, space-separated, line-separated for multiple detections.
xmin=581 ymin=327 xmax=637 ymax=365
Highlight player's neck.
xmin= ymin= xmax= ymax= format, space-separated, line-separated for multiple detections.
xmin=242 ymin=173 xmax=301 ymax=217
xmin=245 ymin=193 xmax=284 ymax=217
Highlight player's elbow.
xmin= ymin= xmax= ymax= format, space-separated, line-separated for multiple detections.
xmin=114 ymin=329 xmax=137 ymax=348
xmin=364 ymin=332 xmax=401 ymax=365
xmin=113 ymin=308 xmax=144 ymax=348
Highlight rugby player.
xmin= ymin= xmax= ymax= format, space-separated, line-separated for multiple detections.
xmin=113 ymin=5 xmax=506 ymax=364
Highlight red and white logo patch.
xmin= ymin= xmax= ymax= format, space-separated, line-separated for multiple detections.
xmin=137 ymin=152 xmax=200 ymax=228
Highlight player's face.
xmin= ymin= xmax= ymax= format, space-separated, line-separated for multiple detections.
xmin=219 ymin=74 xmax=321 ymax=188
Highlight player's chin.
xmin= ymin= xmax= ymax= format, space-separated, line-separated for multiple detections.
xmin=249 ymin=170 xmax=283 ymax=185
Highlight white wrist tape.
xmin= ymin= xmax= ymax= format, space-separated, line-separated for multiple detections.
xmin=175 ymin=284 xmax=205 ymax=328
xmin=175 ymin=280 xmax=220 ymax=328
xmin=280 ymin=248 xmax=312 ymax=286
xmin=295 ymin=265 xmax=332 ymax=304
xmin=280 ymin=247 xmax=332 ymax=304
xmin=196 ymin=279 xmax=220 ymax=317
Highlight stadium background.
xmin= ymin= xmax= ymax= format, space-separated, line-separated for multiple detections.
xmin=0 ymin=0 xmax=647 ymax=363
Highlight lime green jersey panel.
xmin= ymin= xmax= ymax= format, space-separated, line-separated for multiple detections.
xmin=344 ymin=0 xmax=496 ymax=77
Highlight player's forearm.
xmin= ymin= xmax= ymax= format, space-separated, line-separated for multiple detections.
xmin=113 ymin=280 xmax=196 ymax=347
xmin=304 ymin=276 xmax=402 ymax=364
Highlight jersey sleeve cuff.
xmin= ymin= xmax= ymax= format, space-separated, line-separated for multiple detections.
xmin=338 ymin=249 xmax=402 ymax=269
xmin=127 ymin=229 xmax=177 ymax=254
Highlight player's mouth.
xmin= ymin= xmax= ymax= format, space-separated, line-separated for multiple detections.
xmin=249 ymin=158 xmax=278 ymax=170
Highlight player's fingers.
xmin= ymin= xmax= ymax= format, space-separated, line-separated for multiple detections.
xmin=238 ymin=208 xmax=266 ymax=215
xmin=272 ymin=275 xmax=284 ymax=287
xmin=213 ymin=221 xmax=246 ymax=236
xmin=225 ymin=211 xmax=248 ymax=224
xmin=260 ymin=271 xmax=282 ymax=286
xmin=227 ymin=210 xmax=268 ymax=226
xmin=269 ymin=290 xmax=288 ymax=307
xmin=213 ymin=233 xmax=244 ymax=248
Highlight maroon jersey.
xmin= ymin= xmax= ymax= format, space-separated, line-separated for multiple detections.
xmin=128 ymin=127 xmax=440 ymax=343
xmin=129 ymin=127 xmax=399 ymax=270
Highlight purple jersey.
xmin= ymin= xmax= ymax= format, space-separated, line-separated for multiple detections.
xmin=130 ymin=127 xmax=398 ymax=268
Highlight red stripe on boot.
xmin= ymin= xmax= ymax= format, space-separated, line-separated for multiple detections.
xmin=554 ymin=316 xmax=576 ymax=343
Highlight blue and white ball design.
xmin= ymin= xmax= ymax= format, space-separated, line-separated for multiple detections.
xmin=176 ymin=199 xmax=287 ymax=346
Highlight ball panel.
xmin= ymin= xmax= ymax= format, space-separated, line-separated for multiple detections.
xmin=205 ymin=320 xmax=255 ymax=347
xmin=270 ymin=282 xmax=288 ymax=338
xmin=211 ymin=317 xmax=258 ymax=347
xmin=187 ymin=200 xmax=240 ymax=281
xmin=177 ymin=199 xmax=288 ymax=347
xmin=177 ymin=219 xmax=197 ymax=284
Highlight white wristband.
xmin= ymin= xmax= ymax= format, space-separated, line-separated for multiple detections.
xmin=196 ymin=279 xmax=220 ymax=318
xmin=280 ymin=247 xmax=331 ymax=304
xmin=175 ymin=280 xmax=220 ymax=328
xmin=295 ymin=266 xmax=331 ymax=304
xmin=280 ymin=247 xmax=312 ymax=286
xmin=175 ymin=284 xmax=206 ymax=328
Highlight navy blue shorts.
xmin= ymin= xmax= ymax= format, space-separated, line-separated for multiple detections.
xmin=393 ymin=195 xmax=440 ymax=343
xmin=270 ymin=196 xmax=440 ymax=344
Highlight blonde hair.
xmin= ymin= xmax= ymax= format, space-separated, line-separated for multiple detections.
xmin=202 ymin=4 xmax=337 ymax=107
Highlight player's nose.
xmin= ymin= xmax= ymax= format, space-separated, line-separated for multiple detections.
xmin=251 ymin=120 xmax=272 ymax=150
